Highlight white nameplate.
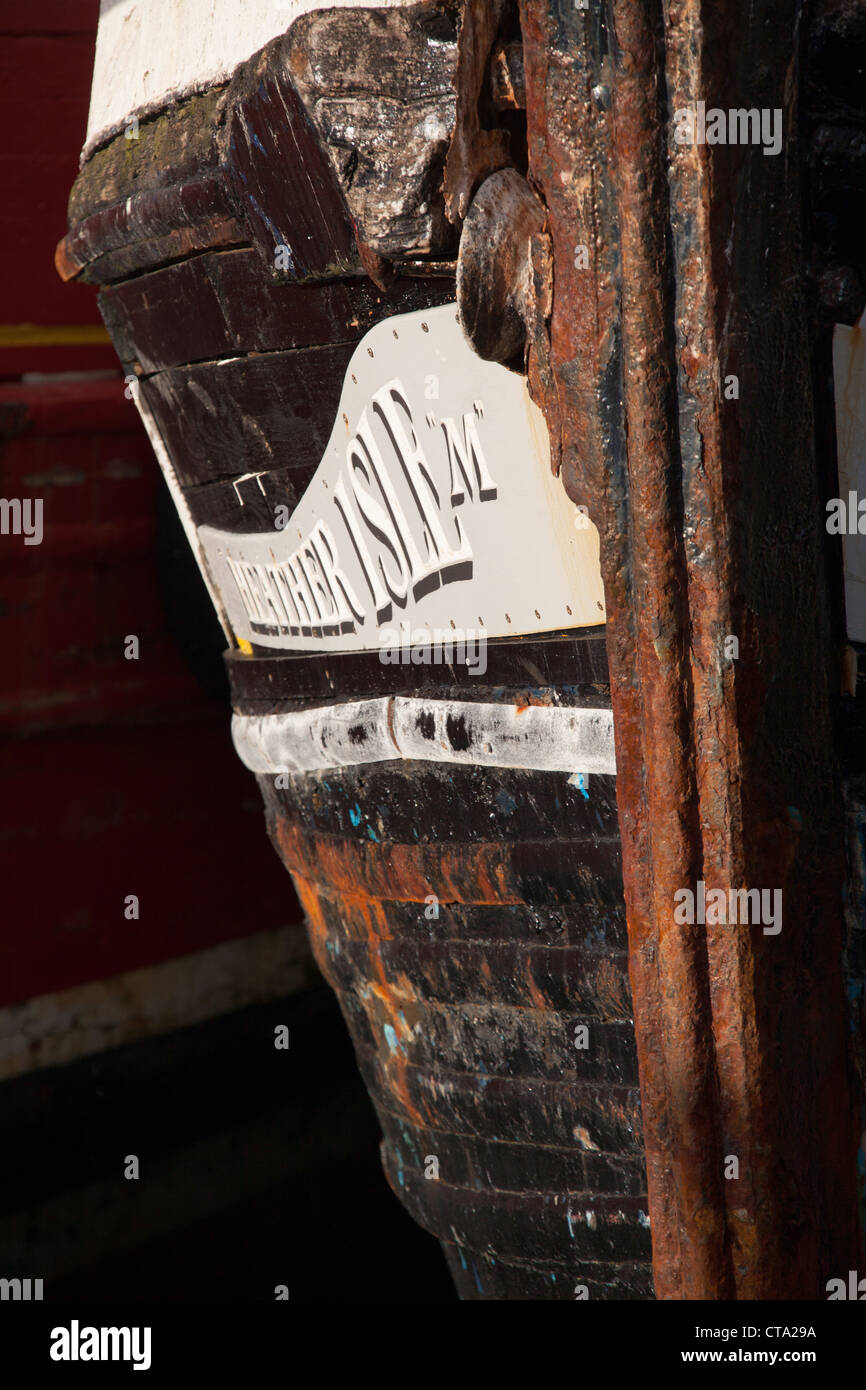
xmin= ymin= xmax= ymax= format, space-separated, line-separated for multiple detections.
xmin=196 ymin=305 xmax=605 ymax=654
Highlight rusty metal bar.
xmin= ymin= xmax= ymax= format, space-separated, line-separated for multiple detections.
xmin=511 ymin=0 xmax=861 ymax=1297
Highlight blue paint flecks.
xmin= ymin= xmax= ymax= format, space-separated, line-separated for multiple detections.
xmin=471 ymin=1261 xmax=483 ymax=1295
xmin=568 ymin=771 xmax=590 ymax=799
xmin=366 ymin=824 xmax=378 ymax=841
xmin=384 ymin=1024 xmax=399 ymax=1054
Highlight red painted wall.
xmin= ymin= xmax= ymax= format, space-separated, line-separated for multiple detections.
xmin=0 ymin=4 xmax=305 ymax=1017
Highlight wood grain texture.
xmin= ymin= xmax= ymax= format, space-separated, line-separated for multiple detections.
xmin=264 ymin=747 xmax=649 ymax=1298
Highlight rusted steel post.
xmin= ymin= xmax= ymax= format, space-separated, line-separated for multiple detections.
xmin=513 ymin=0 xmax=860 ymax=1297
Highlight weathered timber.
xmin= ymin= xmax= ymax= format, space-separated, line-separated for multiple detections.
xmin=59 ymin=4 xmax=462 ymax=287
xmin=284 ymin=2 xmax=460 ymax=260
xmin=264 ymin=761 xmax=620 ymax=842
xmin=268 ymin=751 xmax=650 ymax=1297
xmin=67 ymin=88 xmax=227 ymax=227
xmin=58 ymin=177 xmax=246 ymax=287
xmin=456 ymin=167 xmax=549 ymax=366
xmin=137 ymin=345 xmax=356 ymax=490
xmin=181 ymin=469 xmax=302 ymax=537
xmin=442 ymin=0 xmax=514 ymax=225
xmin=100 ymin=252 xmax=454 ymax=374
xmin=505 ymin=0 xmax=862 ymax=1298
xmin=227 ymin=631 xmax=610 ymax=703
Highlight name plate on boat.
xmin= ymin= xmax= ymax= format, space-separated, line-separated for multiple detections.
xmin=197 ymin=304 xmax=606 ymax=653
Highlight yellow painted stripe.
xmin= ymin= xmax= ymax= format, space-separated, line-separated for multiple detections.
xmin=0 ymin=324 xmax=112 ymax=347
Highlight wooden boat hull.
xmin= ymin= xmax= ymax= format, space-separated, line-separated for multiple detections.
xmin=229 ymin=637 xmax=651 ymax=1297
xmin=60 ymin=0 xmax=866 ymax=1299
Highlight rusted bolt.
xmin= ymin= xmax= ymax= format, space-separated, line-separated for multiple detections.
xmin=456 ymin=167 xmax=549 ymax=365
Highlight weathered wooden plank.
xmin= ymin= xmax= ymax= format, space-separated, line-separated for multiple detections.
xmin=275 ymin=819 xmax=624 ymax=910
xmin=227 ymin=633 xmax=611 ymax=705
xmin=261 ymin=762 xmax=620 ymax=844
xmin=317 ymin=894 xmax=628 ymax=954
xmin=181 ymin=467 xmax=301 ymax=536
xmin=321 ymin=895 xmax=629 ymax=951
xmin=388 ymin=1173 xmax=652 ymax=1264
xmin=284 ymin=3 xmax=460 ymax=259
xmin=336 ymin=991 xmax=639 ymax=1085
xmin=357 ymin=1045 xmax=642 ymax=1151
xmin=137 ymin=344 xmax=356 ymax=488
xmin=440 ymin=1246 xmax=654 ymax=1301
xmin=99 ymin=252 xmax=455 ymax=373
xmin=67 ymin=88 xmax=226 ymax=227
xmin=223 ymin=46 xmax=356 ymax=281
xmin=376 ymin=1110 xmax=646 ymax=1196
xmin=59 ymin=177 xmax=245 ymax=285
xmin=306 ymin=931 xmax=630 ymax=1018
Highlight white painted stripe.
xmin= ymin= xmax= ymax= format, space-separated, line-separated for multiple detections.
xmin=0 ymin=928 xmax=314 ymax=1082
xmin=86 ymin=0 xmax=414 ymax=153
xmin=232 ymin=698 xmax=617 ymax=777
